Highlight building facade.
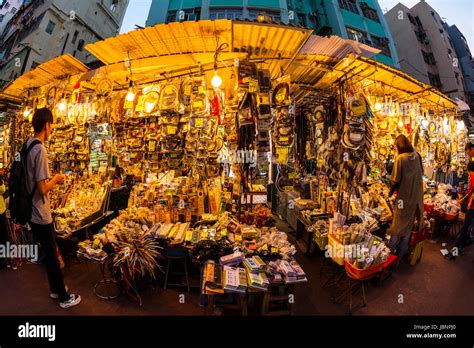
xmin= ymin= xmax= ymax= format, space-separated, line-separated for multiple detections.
xmin=0 ymin=0 xmax=26 ymax=38
xmin=385 ymin=1 xmax=465 ymax=101
xmin=0 ymin=0 xmax=129 ymax=87
xmin=145 ymin=0 xmax=399 ymax=67
xmin=448 ymin=24 xmax=474 ymax=113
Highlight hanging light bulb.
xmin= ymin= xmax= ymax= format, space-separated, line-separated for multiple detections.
xmin=374 ymin=100 xmax=382 ymax=112
xmin=58 ymin=98 xmax=67 ymax=111
xmin=125 ymin=79 xmax=135 ymax=102
xmin=211 ymin=70 xmax=222 ymax=89
xmin=421 ymin=118 xmax=429 ymax=129
xmin=457 ymin=119 xmax=465 ymax=132
xmin=398 ymin=118 xmax=404 ymax=128
xmin=23 ymin=107 xmax=31 ymax=118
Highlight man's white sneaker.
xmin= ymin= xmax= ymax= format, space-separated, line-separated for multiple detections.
xmin=50 ymin=285 xmax=69 ymax=299
xmin=59 ymin=294 xmax=81 ymax=309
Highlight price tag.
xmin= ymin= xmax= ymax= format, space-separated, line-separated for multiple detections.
xmin=194 ymin=117 xmax=204 ymax=128
xmin=276 ymin=147 xmax=288 ymax=163
xmin=136 ymin=95 xmax=144 ymax=112
xmin=262 ymin=244 xmax=268 ymax=251
xmin=124 ymin=98 xmax=134 ymax=110
xmin=166 ymin=125 xmax=177 ymax=134
xmin=249 ymin=79 xmax=259 ymax=93
xmin=279 ymin=136 xmax=289 ymax=142
xmin=271 ymin=247 xmax=278 ymax=253
xmin=288 ymin=172 xmax=298 ymax=179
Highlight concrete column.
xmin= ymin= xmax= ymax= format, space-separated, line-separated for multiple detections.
xmin=201 ymin=0 xmax=209 ymax=19
xmin=280 ymin=0 xmax=289 ymax=23
xmin=243 ymin=0 xmax=249 ymax=18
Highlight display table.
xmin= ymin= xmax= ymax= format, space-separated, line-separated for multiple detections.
xmin=77 ymin=252 xmax=121 ymax=300
xmin=296 ymin=213 xmax=332 ymax=255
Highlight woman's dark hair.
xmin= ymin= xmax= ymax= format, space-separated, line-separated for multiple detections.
xmin=395 ymin=134 xmax=414 ymax=154
xmin=32 ymin=108 xmax=53 ymax=133
xmin=467 ymin=162 xmax=474 ymax=172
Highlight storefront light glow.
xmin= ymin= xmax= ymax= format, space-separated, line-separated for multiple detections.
xmin=58 ymin=99 xmax=67 ymax=111
xmin=211 ymin=71 xmax=222 ymax=89
xmin=126 ymin=88 xmax=136 ymax=102
xmin=421 ymin=118 xmax=429 ymax=129
xmin=23 ymin=108 xmax=31 ymax=118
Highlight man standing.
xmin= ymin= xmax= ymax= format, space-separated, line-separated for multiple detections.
xmin=27 ymin=108 xmax=81 ymax=308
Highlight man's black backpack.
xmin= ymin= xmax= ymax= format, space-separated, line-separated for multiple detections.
xmin=8 ymin=140 xmax=41 ymax=225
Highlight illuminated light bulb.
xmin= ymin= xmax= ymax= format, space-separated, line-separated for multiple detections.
xmin=398 ymin=119 xmax=404 ymax=128
xmin=126 ymin=88 xmax=135 ymax=102
xmin=23 ymin=108 xmax=31 ymax=118
xmin=421 ymin=119 xmax=429 ymax=129
xmin=58 ymin=99 xmax=67 ymax=111
xmin=211 ymin=71 xmax=222 ymax=89
xmin=374 ymin=101 xmax=382 ymax=111
xmin=457 ymin=120 xmax=465 ymax=132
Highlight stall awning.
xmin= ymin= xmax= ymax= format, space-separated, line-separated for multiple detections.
xmin=85 ymin=20 xmax=234 ymax=65
xmin=304 ymin=55 xmax=457 ymax=110
xmin=0 ymin=54 xmax=89 ymax=103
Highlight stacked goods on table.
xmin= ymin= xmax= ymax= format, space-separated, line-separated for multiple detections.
xmin=53 ymin=176 xmax=108 ymax=234
xmin=77 ymin=237 xmax=108 ymax=261
xmin=238 ymin=205 xmax=273 ymax=227
xmin=424 ymin=183 xmax=460 ymax=220
xmin=203 ymin=253 xmax=306 ymax=294
xmin=309 ymin=219 xmax=330 ymax=250
xmin=329 ymin=212 xmax=391 ymax=269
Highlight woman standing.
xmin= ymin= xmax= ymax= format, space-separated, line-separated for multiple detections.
xmin=0 ymin=170 xmax=10 ymax=269
xmin=388 ymin=135 xmax=424 ymax=265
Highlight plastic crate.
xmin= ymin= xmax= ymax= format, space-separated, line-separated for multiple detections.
xmin=444 ymin=212 xmax=458 ymax=222
xmin=345 ymin=259 xmax=385 ymax=280
xmin=410 ymin=229 xmax=430 ymax=247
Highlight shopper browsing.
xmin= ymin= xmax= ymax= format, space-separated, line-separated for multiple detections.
xmin=445 ymin=161 xmax=474 ymax=260
xmin=388 ymin=135 xmax=424 ymax=266
xmin=0 ymin=170 xmax=10 ymax=270
xmin=465 ymin=142 xmax=474 ymax=162
xmin=25 ymin=108 xmax=81 ymax=308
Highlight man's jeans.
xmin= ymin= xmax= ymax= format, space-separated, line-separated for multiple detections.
xmin=389 ymin=231 xmax=412 ymax=265
xmin=30 ymin=222 xmax=68 ymax=301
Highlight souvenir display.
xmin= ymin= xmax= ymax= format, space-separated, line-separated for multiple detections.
xmin=2 ymin=22 xmax=468 ymax=319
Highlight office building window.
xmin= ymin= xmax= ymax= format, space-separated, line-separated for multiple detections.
xmin=11 ymin=6 xmax=16 ymax=14
xmin=172 ymin=8 xmax=200 ymax=21
xmin=209 ymin=8 xmax=243 ymax=20
xmin=110 ymin=0 xmax=118 ymax=13
xmin=72 ymin=30 xmax=79 ymax=44
xmin=4 ymin=1 xmax=9 ymax=9
xmin=166 ymin=10 xmax=177 ymax=23
xmin=296 ymin=13 xmax=307 ymax=26
xmin=428 ymin=73 xmax=442 ymax=89
xmin=346 ymin=27 xmax=369 ymax=44
xmin=77 ymin=39 xmax=85 ymax=51
xmin=415 ymin=30 xmax=429 ymax=45
xmin=248 ymin=9 xmax=281 ymax=22
xmin=338 ymin=0 xmax=358 ymax=14
xmin=422 ymin=50 xmax=436 ymax=65
xmin=45 ymin=20 xmax=56 ymax=34
xmin=372 ymin=35 xmax=391 ymax=57
xmin=407 ymin=13 xmax=415 ymax=25
xmin=414 ymin=16 xmax=422 ymax=27
xmin=360 ymin=2 xmax=379 ymax=23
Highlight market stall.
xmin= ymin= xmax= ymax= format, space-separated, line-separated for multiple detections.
xmin=0 ymin=19 xmax=466 ymax=314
